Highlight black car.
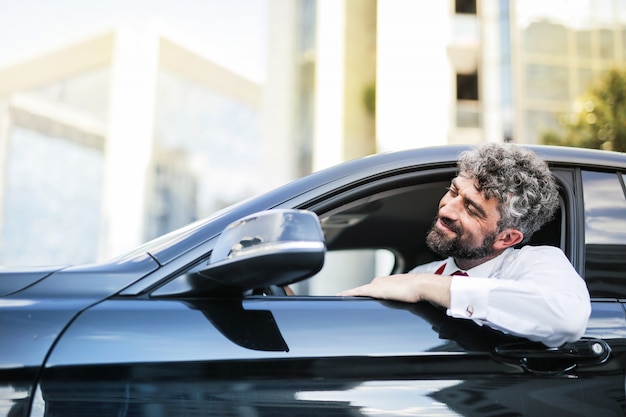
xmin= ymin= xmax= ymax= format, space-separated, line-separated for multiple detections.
xmin=2 ymin=144 xmax=626 ymax=417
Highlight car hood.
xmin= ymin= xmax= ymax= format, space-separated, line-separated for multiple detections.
xmin=0 ymin=266 xmax=66 ymax=297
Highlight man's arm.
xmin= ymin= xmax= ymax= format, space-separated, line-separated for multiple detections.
xmin=338 ymin=273 xmax=453 ymax=307
xmin=338 ymin=247 xmax=591 ymax=347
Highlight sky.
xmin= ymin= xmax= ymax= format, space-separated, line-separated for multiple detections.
xmin=0 ymin=0 xmax=268 ymax=80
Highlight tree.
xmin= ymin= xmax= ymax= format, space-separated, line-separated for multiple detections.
xmin=540 ymin=67 xmax=626 ymax=152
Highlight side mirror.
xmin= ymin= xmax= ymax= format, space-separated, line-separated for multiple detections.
xmin=196 ymin=209 xmax=325 ymax=292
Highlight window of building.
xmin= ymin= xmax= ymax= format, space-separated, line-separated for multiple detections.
xmin=151 ymin=70 xmax=262 ymax=239
xmin=525 ymin=64 xmax=570 ymax=101
xmin=456 ymin=72 xmax=480 ymax=128
xmin=0 ymin=127 xmax=103 ymax=266
xmin=599 ymin=28 xmax=615 ymax=60
xmin=455 ymin=0 xmax=476 ymax=14
xmin=456 ymin=72 xmax=479 ymax=101
xmin=298 ymin=0 xmax=317 ymax=53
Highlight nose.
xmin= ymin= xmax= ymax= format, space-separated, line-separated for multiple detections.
xmin=439 ymin=194 xmax=462 ymax=220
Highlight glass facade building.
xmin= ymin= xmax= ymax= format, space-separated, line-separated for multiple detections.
xmin=0 ymin=65 xmax=109 ymax=265
xmin=0 ymin=29 xmax=261 ymax=266
xmin=146 ymin=69 xmax=261 ymax=241
xmin=1 ymin=127 xmax=104 ymax=265
xmin=3 ymin=1 xmax=626 ymax=266
xmin=515 ymin=0 xmax=626 ymax=143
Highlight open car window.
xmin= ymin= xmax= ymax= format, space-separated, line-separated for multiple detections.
xmin=291 ymin=248 xmax=396 ymax=295
xmin=151 ymin=166 xmax=570 ymax=298
xmin=294 ymin=171 xmax=569 ymax=297
xmin=292 ymin=180 xmax=452 ymax=296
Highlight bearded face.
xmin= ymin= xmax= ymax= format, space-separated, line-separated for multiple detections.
xmin=426 ymin=215 xmax=498 ymax=260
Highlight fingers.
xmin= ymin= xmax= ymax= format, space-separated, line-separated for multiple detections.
xmin=336 ymin=273 xmax=449 ymax=306
xmin=337 ymin=275 xmax=416 ymax=302
xmin=337 ymin=275 xmax=394 ymax=296
xmin=336 ymin=285 xmax=368 ymax=297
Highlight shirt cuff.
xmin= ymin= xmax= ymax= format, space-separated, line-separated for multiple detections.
xmin=447 ymin=276 xmax=494 ymax=320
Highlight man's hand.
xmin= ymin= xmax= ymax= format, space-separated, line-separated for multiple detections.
xmin=337 ymin=273 xmax=452 ymax=308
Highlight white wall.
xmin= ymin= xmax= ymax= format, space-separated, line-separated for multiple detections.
xmin=376 ymin=1 xmax=452 ymax=151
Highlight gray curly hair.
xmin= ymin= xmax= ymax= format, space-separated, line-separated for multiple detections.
xmin=458 ymin=143 xmax=559 ymax=243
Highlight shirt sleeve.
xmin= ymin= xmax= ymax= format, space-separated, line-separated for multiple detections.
xmin=447 ymin=246 xmax=591 ymax=347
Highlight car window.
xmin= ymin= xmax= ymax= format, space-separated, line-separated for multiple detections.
xmin=291 ymin=248 xmax=396 ymax=295
xmin=582 ymin=170 xmax=626 ymax=298
xmin=298 ymin=171 xmax=570 ymax=297
xmin=290 ymin=177 xmax=456 ymax=296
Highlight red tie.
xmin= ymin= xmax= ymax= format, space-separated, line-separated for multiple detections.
xmin=434 ymin=263 xmax=468 ymax=276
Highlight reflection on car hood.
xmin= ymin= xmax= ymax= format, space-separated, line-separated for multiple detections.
xmin=0 ymin=266 xmax=65 ymax=297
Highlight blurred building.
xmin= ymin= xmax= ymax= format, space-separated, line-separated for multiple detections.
xmin=265 ymin=0 xmax=626 ymax=178
xmin=512 ymin=0 xmax=626 ymax=143
xmin=0 ymin=23 xmax=261 ymax=265
xmin=3 ymin=0 xmax=626 ymax=267
xmin=265 ymin=0 xmax=626 ymax=294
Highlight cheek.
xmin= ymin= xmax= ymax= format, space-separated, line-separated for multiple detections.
xmin=460 ymin=219 xmax=489 ymax=243
xmin=464 ymin=221 xmax=499 ymax=246
xmin=461 ymin=228 xmax=481 ymax=246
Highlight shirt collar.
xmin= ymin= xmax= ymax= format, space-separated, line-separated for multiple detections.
xmin=444 ymin=248 xmax=512 ymax=277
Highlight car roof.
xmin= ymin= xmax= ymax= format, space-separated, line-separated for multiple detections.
xmin=523 ymin=144 xmax=626 ymax=169
xmin=129 ymin=144 xmax=626 ymax=266
xmin=106 ymin=144 xmax=626 ymax=296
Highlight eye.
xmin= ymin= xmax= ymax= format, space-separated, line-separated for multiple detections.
xmin=446 ymin=186 xmax=457 ymax=196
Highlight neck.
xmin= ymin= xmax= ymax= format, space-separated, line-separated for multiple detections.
xmin=454 ymin=250 xmax=504 ymax=271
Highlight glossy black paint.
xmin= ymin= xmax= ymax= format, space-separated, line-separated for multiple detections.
xmin=2 ymin=145 xmax=626 ymax=417
xmin=0 ymin=254 xmax=160 ymax=417
xmin=31 ymin=299 xmax=626 ymax=416
xmin=0 ymin=266 xmax=63 ymax=297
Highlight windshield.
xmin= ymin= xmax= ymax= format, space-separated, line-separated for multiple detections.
xmin=107 ymin=200 xmax=251 ymax=263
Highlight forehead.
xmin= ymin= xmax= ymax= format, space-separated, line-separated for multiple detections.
xmin=453 ymin=175 xmax=480 ymax=193
xmin=452 ymin=175 xmax=501 ymax=214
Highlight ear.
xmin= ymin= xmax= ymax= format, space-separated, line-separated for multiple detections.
xmin=493 ymin=228 xmax=524 ymax=250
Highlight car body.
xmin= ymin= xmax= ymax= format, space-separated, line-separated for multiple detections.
xmin=2 ymin=144 xmax=626 ymax=417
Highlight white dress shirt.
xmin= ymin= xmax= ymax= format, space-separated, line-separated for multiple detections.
xmin=409 ymin=245 xmax=591 ymax=347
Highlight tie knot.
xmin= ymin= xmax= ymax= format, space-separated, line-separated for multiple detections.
xmin=452 ymin=270 xmax=468 ymax=276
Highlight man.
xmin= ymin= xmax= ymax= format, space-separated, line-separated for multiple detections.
xmin=339 ymin=143 xmax=591 ymax=347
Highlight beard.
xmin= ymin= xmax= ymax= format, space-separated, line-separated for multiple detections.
xmin=426 ymin=217 xmax=498 ymax=260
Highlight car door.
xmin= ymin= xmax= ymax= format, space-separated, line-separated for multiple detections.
xmin=34 ymin=165 xmax=626 ymax=417
xmin=35 ymin=293 xmax=624 ymax=417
